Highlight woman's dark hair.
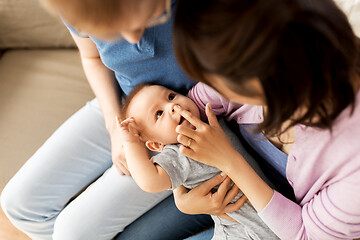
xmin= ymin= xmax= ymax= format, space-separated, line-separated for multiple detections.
xmin=174 ymin=0 xmax=360 ymax=136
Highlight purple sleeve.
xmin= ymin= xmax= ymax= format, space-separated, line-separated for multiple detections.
xmin=258 ymin=191 xmax=304 ymax=239
xmin=259 ymin=185 xmax=360 ymax=239
xmin=187 ymin=82 xmax=263 ymax=124
xmin=259 ymin=123 xmax=360 ymax=239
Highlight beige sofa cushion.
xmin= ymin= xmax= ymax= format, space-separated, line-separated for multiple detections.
xmin=335 ymin=0 xmax=360 ymax=37
xmin=0 ymin=49 xmax=94 ymax=190
xmin=0 ymin=0 xmax=75 ymax=49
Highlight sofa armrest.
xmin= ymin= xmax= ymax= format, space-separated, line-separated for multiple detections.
xmin=0 ymin=49 xmax=94 ymax=191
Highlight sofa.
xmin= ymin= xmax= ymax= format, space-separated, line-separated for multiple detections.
xmin=0 ymin=0 xmax=94 ymax=192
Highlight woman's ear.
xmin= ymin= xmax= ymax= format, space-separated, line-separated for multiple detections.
xmin=145 ymin=141 xmax=165 ymax=152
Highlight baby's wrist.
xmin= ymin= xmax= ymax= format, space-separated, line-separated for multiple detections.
xmin=123 ymin=139 xmax=143 ymax=146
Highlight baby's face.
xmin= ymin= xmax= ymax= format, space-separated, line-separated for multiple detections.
xmin=127 ymin=85 xmax=200 ymax=145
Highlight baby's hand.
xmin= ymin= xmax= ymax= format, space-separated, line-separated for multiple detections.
xmin=115 ymin=116 xmax=140 ymax=143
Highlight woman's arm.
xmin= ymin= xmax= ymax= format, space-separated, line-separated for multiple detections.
xmin=71 ymin=33 xmax=122 ymax=133
xmin=174 ymin=104 xmax=360 ymax=239
xmin=175 ymin=104 xmax=273 ymax=211
xmin=188 ymin=82 xmax=263 ymax=124
xmin=71 ymin=33 xmax=129 ymax=174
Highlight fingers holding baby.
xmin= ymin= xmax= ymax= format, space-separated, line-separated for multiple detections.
xmin=175 ymin=103 xmax=240 ymax=170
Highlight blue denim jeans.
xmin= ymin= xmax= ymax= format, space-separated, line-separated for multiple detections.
xmin=185 ymin=228 xmax=214 ymax=240
xmin=116 ymin=195 xmax=213 ymax=240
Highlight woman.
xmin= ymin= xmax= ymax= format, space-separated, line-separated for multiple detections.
xmin=0 ymin=0 xmax=213 ymax=239
xmin=172 ymin=0 xmax=360 ymax=239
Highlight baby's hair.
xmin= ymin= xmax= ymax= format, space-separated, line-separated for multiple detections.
xmin=120 ymin=82 xmax=156 ymax=121
xmin=120 ymin=82 xmax=162 ymax=142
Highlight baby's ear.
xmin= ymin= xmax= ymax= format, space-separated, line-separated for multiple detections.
xmin=145 ymin=141 xmax=165 ymax=152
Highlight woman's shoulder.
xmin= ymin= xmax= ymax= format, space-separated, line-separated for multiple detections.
xmin=291 ymin=91 xmax=360 ymax=173
xmin=291 ymin=92 xmax=360 ymax=189
xmin=300 ymin=90 xmax=360 ymax=144
xmin=332 ymin=89 xmax=360 ymax=127
xmin=289 ymin=98 xmax=360 ymax=209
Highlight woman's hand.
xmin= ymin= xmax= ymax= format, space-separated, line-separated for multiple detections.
xmin=173 ymin=173 xmax=247 ymax=222
xmin=174 ymin=103 xmax=240 ymax=170
xmin=110 ymin=117 xmax=140 ymax=175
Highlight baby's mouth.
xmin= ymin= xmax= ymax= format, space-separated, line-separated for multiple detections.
xmin=179 ymin=116 xmax=185 ymax=125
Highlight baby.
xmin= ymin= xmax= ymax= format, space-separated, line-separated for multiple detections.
xmin=117 ymin=82 xmax=278 ymax=240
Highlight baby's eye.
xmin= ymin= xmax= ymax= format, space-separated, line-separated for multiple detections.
xmin=168 ymin=93 xmax=176 ymax=101
xmin=156 ymin=110 xmax=163 ymax=119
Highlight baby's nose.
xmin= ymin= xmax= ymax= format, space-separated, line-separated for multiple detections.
xmin=170 ymin=104 xmax=176 ymax=113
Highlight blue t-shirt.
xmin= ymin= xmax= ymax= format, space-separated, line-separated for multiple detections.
xmin=65 ymin=0 xmax=195 ymax=95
